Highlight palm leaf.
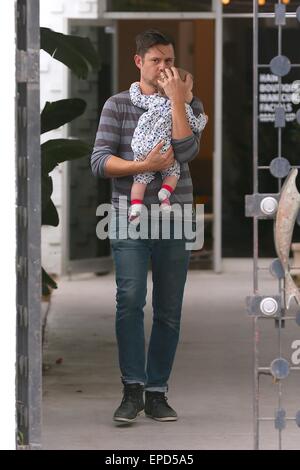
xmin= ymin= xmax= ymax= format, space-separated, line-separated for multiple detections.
xmin=42 ymin=198 xmax=59 ymax=227
xmin=41 ymin=139 xmax=92 ymax=173
xmin=41 ymin=98 xmax=86 ymax=134
xmin=42 ymin=267 xmax=57 ymax=296
xmin=40 ymin=27 xmax=101 ymax=79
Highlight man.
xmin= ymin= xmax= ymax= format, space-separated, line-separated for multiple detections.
xmin=91 ymin=29 xmax=205 ymax=423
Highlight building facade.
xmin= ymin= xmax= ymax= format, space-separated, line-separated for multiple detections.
xmin=40 ymin=0 xmax=300 ymax=277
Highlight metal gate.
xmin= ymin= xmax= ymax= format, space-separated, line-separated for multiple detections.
xmin=246 ymin=0 xmax=300 ymax=450
xmin=16 ymin=0 xmax=41 ymax=449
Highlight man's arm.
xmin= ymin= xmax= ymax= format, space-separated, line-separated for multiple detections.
xmin=171 ymin=98 xmax=204 ymax=164
xmin=160 ymin=67 xmax=193 ymax=140
xmin=104 ymin=143 xmax=175 ymax=177
xmin=171 ymin=99 xmax=193 ymax=140
xmin=90 ymin=97 xmax=121 ymax=179
xmin=158 ymin=68 xmax=204 ymax=164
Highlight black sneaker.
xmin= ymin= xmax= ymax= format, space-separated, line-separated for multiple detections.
xmin=145 ymin=391 xmax=178 ymax=422
xmin=113 ymin=383 xmax=144 ymax=423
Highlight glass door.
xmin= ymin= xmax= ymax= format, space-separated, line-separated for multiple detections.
xmin=65 ymin=23 xmax=115 ymax=275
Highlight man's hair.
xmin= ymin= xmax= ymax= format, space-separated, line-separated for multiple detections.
xmin=135 ymin=29 xmax=175 ymax=57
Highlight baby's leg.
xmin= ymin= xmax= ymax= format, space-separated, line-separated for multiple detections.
xmin=129 ymin=182 xmax=147 ymax=223
xmin=158 ymin=175 xmax=178 ymax=211
xmin=131 ymin=181 xmax=147 ymax=201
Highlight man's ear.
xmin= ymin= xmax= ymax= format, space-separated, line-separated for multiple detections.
xmin=134 ymin=54 xmax=142 ymax=70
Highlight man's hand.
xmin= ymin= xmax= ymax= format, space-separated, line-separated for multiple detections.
xmin=141 ymin=141 xmax=175 ymax=172
xmin=103 ymin=141 xmax=174 ymax=178
xmin=157 ymin=67 xmax=186 ymax=103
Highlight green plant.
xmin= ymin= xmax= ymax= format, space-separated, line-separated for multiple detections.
xmin=40 ymin=27 xmax=101 ymax=294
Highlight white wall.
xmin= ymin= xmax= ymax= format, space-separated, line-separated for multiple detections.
xmin=40 ymin=0 xmax=99 ymax=275
xmin=0 ymin=0 xmax=17 ymax=450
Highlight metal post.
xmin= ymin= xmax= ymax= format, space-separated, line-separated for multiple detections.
xmin=213 ymin=0 xmax=223 ymax=273
xmin=16 ymin=0 xmax=41 ymax=450
xmin=0 ymin=0 xmax=17 ymax=450
xmin=252 ymin=0 xmax=260 ymax=450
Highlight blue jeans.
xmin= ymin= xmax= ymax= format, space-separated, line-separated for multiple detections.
xmin=109 ymin=214 xmax=190 ymax=393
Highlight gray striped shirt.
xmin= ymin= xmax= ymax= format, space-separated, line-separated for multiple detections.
xmin=90 ymin=90 xmax=204 ymax=209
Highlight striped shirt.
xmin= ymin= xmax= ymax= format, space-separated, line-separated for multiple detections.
xmin=90 ymin=90 xmax=204 ymax=209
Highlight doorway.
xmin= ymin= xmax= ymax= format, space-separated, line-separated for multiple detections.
xmin=116 ymin=19 xmax=214 ymax=268
xmin=66 ymin=18 xmax=215 ymax=272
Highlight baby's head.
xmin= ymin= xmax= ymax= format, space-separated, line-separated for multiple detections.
xmin=158 ymin=67 xmax=193 ymax=101
xmin=177 ymin=68 xmax=193 ymax=84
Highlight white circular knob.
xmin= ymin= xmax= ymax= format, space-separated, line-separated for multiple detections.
xmin=260 ymin=197 xmax=278 ymax=215
xmin=260 ymin=297 xmax=278 ymax=316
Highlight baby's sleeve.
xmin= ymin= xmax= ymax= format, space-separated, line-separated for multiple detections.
xmin=185 ymin=103 xmax=208 ymax=133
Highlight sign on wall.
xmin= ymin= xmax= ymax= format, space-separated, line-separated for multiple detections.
xmin=259 ymin=73 xmax=300 ymax=123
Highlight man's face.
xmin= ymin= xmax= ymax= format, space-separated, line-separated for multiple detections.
xmin=134 ymin=44 xmax=175 ymax=90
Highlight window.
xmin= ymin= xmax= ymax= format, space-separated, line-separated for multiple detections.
xmin=222 ymin=0 xmax=299 ymax=14
xmin=107 ymin=0 xmax=212 ymax=12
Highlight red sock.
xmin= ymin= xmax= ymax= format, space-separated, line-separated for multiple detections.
xmin=161 ymin=184 xmax=174 ymax=194
xmin=131 ymin=199 xmax=143 ymax=205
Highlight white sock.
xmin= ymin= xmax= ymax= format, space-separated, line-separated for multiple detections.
xmin=129 ymin=203 xmax=142 ymax=217
xmin=160 ymin=198 xmax=171 ymax=212
xmin=129 ymin=204 xmax=142 ymax=224
xmin=158 ymin=188 xmax=171 ymax=202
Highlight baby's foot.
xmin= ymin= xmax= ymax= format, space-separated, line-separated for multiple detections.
xmin=128 ymin=203 xmax=142 ymax=225
xmin=160 ymin=197 xmax=171 ymax=212
xmin=158 ymin=187 xmax=172 ymax=202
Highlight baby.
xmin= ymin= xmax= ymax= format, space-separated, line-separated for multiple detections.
xmin=128 ymin=68 xmax=208 ymax=224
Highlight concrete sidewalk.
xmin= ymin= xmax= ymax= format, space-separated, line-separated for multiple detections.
xmin=42 ymin=260 xmax=300 ymax=450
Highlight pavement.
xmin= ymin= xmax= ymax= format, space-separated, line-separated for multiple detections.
xmin=42 ymin=259 xmax=300 ymax=450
